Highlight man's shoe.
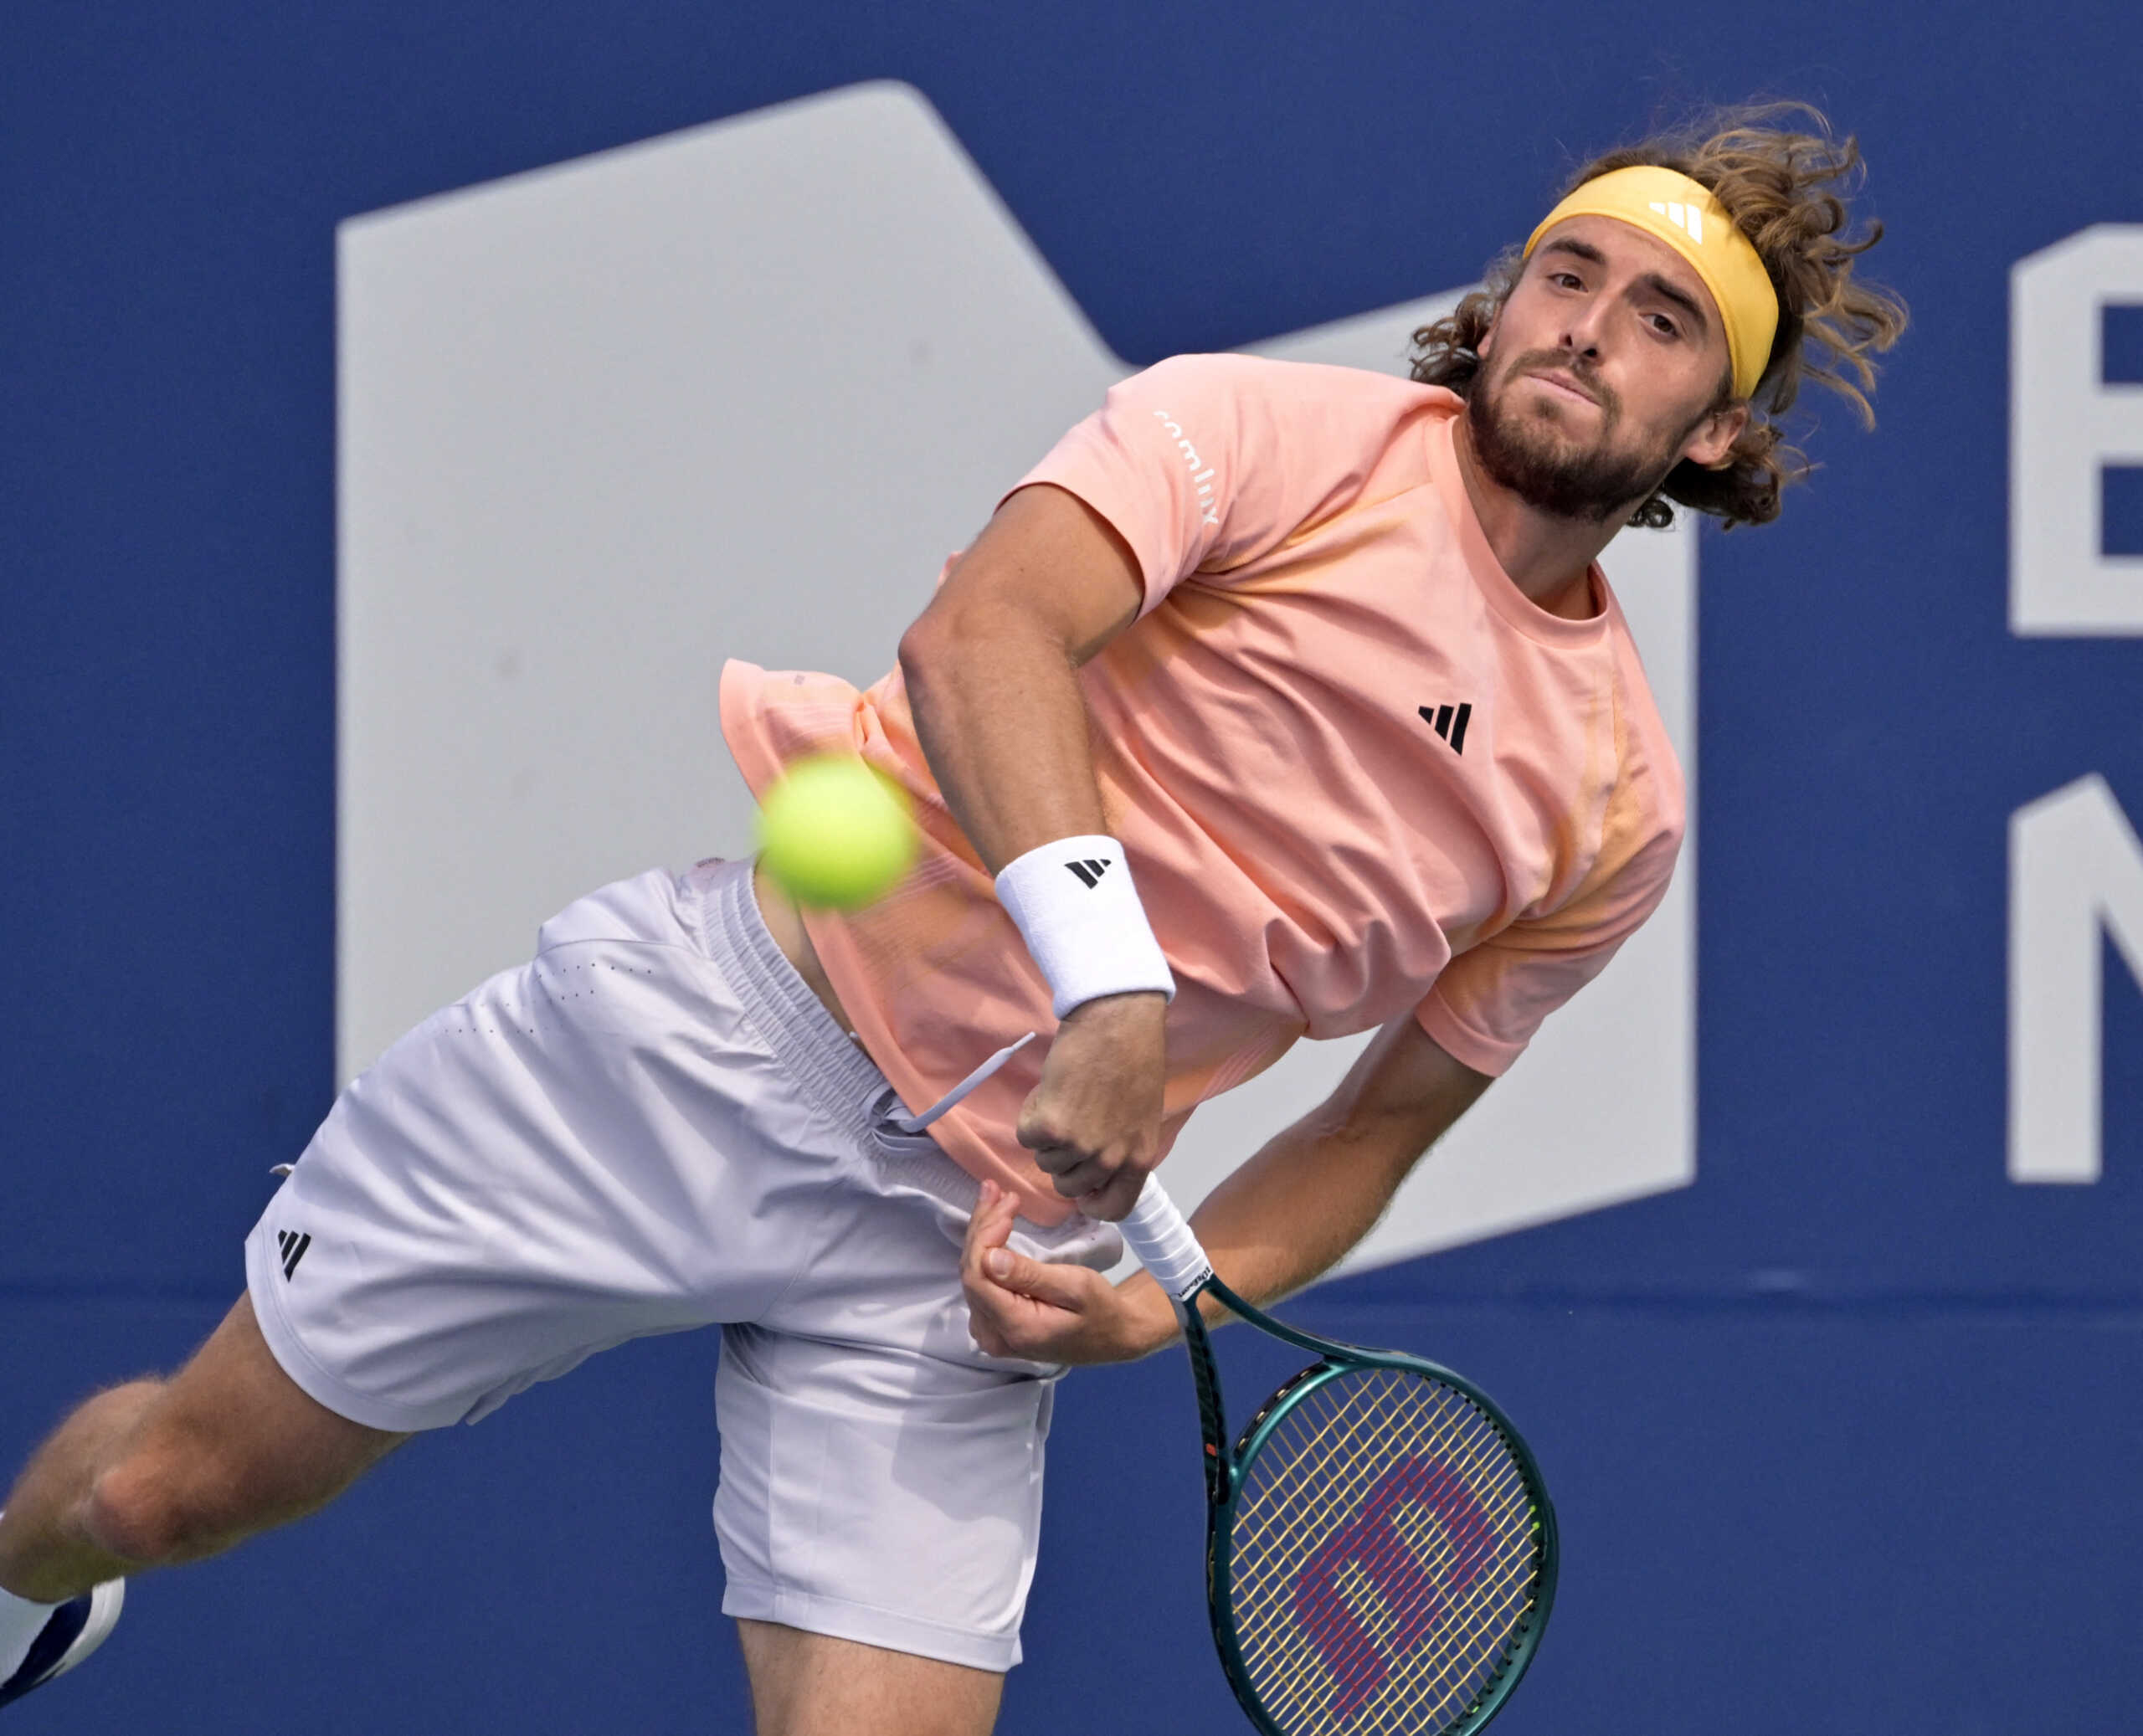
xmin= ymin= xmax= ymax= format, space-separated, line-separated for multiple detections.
xmin=0 ymin=1583 xmax=124 ymax=1709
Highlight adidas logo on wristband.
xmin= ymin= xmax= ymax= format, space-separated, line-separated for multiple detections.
xmin=996 ymin=835 xmax=1174 ymax=1018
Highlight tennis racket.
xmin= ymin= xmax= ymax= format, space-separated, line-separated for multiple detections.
xmin=1116 ymin=1179 xmax=1557 ymax=1736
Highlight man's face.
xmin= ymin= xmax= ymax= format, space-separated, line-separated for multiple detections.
xmin=1468 ymin=214 xmax=1747 ymax=522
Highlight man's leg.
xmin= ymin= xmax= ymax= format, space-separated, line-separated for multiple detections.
xmin=0 ymin=1293 xmax=404 ymax=1602
xmin=736 ymin=1620 xmax=1003 ymax=1736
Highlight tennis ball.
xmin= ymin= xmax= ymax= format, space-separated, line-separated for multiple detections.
xmin=755 ymin=755 xmax=918 ymax=909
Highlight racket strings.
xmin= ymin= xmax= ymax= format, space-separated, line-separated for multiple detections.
xmin=1225 ymin=1368 xmax=1543 ymax=1736
xmin=1236 ymin=1397 xmax=1537 ymax=1736
xmin=1238 ymin=1375 xmax=1532 ymax=1641
xmin=1243 ymin=1463 xmax=1531 ymax=1729
xmin=1235 ymin=1403 xmax=1535 ymax=1736
xmin=1241 ymin=1406 xmax=1537 ymax=1736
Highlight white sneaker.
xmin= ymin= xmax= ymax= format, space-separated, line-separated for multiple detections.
xmin=0 ymin=1582 xmax=123 ymax=1709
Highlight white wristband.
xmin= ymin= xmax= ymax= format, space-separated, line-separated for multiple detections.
xmin=994 ymin=835 xmax=1175 ymax=1020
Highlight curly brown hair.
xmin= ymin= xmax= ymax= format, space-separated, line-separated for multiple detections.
xmin=1411 ymin=102 xmax=1909 ymax=529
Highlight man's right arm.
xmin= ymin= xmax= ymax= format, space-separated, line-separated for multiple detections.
xmin=897 ymin=481 xmax=1166 ymax=1221
xmin=897 ymin=482 xmax=1141 ymax=865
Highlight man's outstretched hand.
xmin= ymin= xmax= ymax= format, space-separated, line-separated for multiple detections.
xmin=1015 ymin=990 xmax=1166 ymax=1221
xmin=960 ymin=1180 xmax=1170 ymax=1365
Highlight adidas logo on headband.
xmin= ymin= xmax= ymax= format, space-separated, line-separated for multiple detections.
xmin=1647 ymin=200 xmax=1704 ymax=244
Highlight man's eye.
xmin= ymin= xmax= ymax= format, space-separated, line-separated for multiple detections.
xmin=1648 ymin=312 xmax=1680 ymax=337
xmin=1549 ymin=271 xmax=1583 ymax=290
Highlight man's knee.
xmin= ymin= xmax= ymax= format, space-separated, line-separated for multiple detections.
xmin=80 ymin=1415 xmax=331 ymax=1569
xmin=77 ymin=1298 xmax=404 ymax=1569
xmin=80 ymin=1449 xmax=216 ymax=1569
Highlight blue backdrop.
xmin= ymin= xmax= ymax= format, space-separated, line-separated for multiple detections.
xmin=6 ymin=3 xmax=2140 ymax=1731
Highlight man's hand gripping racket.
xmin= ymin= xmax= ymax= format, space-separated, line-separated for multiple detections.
xmin=1104 ymin=1178 xmax=1559 ymax=1736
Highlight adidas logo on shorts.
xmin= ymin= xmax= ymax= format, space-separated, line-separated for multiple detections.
xmin=275 ymin=1229 xmax=312 ymax=1280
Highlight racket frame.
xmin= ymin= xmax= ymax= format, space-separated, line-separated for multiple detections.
xmin=1170 ymin=1273 xmax=1560 ymax=1736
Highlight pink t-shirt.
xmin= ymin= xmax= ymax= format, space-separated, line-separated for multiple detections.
xmin=721 ymin=355 xmax=1685 ymax=1225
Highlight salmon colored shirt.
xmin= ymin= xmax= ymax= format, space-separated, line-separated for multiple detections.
xmin=721 ymin=355 xmax=1685 ymax=1226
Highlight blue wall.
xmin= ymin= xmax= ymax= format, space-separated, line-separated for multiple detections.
xmin=6 ymin=3 xmax=2140 ymax=1731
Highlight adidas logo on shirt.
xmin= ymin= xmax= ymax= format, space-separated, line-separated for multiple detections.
xmin=1064 ymin=858 xmax=1113 ymax=888
xmin=275 ymin=1229 xmax=312 ymax=1280
xmin=1418 ymin=702 xmax=1473 ymax=754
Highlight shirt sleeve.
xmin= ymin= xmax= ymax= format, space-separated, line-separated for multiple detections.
xmin=1414 ymin=788 xmax=1684 ymax=1078
xmin=1008 ymin=353 xmax=1416 ymax=614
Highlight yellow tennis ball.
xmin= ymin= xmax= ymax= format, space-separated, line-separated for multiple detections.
xmin=755 ymin=755 xmax=918 ymax=909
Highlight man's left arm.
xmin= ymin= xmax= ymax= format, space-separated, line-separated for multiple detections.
xmin=961 ymin=1014 xmax=1493 ymax=1364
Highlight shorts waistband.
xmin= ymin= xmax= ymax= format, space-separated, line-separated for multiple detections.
xmin=690 ymin=859 xmax=893 ymax=1144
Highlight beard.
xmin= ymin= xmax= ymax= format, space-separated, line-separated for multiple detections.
xmin=1466 ymin=348 xmax=1695 ymax=524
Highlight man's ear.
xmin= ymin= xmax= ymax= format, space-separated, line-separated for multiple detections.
xmin=1476 ymin=311 xmax=1499 ymax=362
xmin=1683 ymin=401 xmax=1750 ymax=470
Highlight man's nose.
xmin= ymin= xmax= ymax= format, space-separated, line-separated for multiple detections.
xmin=1557 ymin=298 xmax=1611 ymax=361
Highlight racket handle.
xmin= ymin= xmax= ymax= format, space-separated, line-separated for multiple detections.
xmin=1118 ymin=1179 xmax=1215 ymax=1302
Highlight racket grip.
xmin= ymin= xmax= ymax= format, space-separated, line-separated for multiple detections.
xmin=1118 ymin=1179 xmax=1215 ymax=1301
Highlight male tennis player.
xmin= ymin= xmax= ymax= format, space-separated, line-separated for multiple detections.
xmin=2 ymin=107 xmax=1899 ymax=1731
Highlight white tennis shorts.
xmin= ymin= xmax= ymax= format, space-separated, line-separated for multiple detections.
xmin=244 ymin=858 xmax=1122 ymax=1671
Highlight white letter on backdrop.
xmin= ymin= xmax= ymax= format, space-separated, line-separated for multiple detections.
xmin=2011 ymin=226 xmax=2143 ymax=634
xmin=2010 ymin=775 xmax=2143 ymax=1181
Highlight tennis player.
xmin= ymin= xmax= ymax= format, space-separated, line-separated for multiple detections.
xmin=1 ymin=106 xmax=1901 ymax=1730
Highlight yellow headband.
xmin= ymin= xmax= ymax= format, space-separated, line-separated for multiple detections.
xmin=1522 ymin=165 xmax=1780 ymax=400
